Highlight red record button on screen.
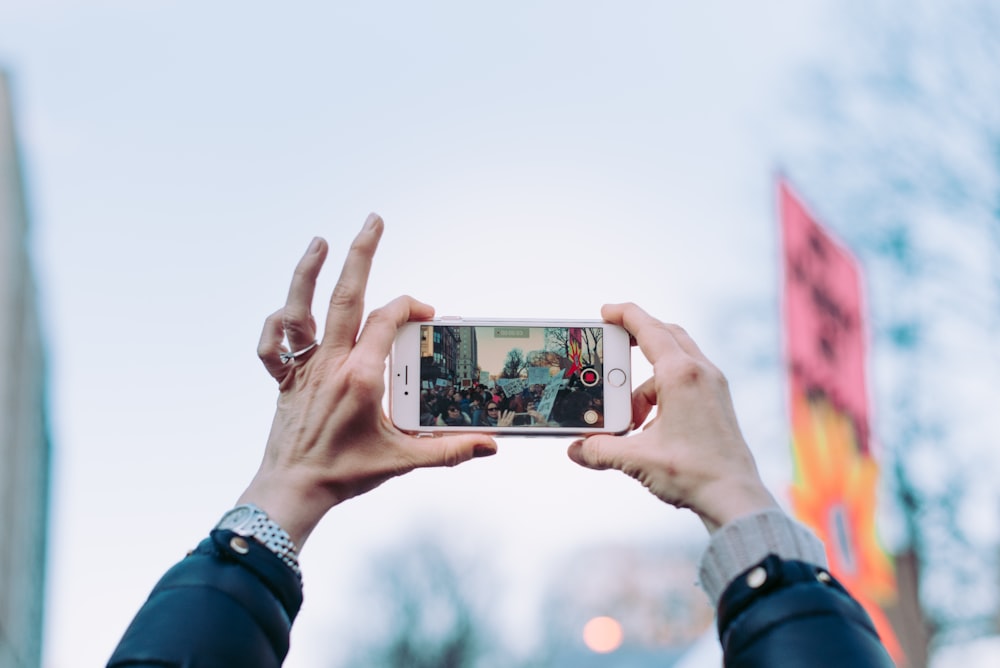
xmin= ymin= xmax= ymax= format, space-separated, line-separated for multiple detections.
xmin=580 ymin=368 xmax=600 ymax=387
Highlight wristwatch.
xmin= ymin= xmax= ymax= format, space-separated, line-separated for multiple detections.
xmin=215 ymin=503 xmax=302 ymax=579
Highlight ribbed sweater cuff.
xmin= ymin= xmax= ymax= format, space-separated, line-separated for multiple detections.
xmin=698 ymin=509 xmax=827 ymax=607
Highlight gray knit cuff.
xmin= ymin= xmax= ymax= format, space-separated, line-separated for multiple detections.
xmin=698 ymin=509 xmax=828 ymax=607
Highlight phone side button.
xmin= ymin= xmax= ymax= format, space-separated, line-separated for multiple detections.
xmin=414 ymin=432 xmax=438 ymax=438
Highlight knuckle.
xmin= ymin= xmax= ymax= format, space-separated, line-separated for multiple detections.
xmin=365 ymin=305 xmax=391 ymax=325
xmin=667 ymin=359 xmax=705 ymax=385
xmin=668 ymin=357 xmax=725 ymax=390
xmin=329 ymin=281 xmax=361 ymax=310
xmin=682 ymin=360 xmax=704 ymax=382
xmin=368 ymin=299 xmax=408 ymax=326
xmin=650 ymin=320 xmax=675 ymax=338
xmin=350 ymin=233 xmax=377 ymax=255
xmin=282 ymin=305 xmax=307 ymax=325
xmin=660 ymin=358 xmax=716 ymax=392
xmin=714 ymin=368 xmax=731 ymax=390
xmin=582 ymin=438 xmax=610 ymax=468
xmin=282 ymin=319 xmax=311 ymax=340
xmin=341 ymin=360 xmax=383 ymax=395
xmin=292 ymin=262 xmax=313 ymax=282
xmin=441 ymin=445 xmax=466 ymax=468
xmin=263 ymin=309 xmax=284 ymax=326
xmin=664 ymin=322 xmax=689 ymax=337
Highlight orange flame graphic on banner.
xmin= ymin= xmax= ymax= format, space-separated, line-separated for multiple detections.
xmin=789 ymin=389 xmax=903 ymax=662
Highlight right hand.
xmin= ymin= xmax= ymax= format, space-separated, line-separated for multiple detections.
xmin=567 ymin=302 xmax=778 ymax=533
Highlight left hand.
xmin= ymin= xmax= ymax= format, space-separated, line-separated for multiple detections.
xmin=567 ymin=302 xmax=777 ymax=533
xmin=239 ymin=214 xmax=498 ymax=548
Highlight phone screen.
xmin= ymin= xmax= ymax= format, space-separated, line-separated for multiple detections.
xmin=418 ymin=325 xmax=608 ymax=429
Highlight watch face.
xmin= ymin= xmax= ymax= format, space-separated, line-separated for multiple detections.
xmin=219 ymin=506 xmax=253 ymax=530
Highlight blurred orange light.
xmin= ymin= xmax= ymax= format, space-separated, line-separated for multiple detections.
xmin=582 ymin=616 xmax=623 ymax=653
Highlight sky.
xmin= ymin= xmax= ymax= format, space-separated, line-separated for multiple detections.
xmin=1 ymin=1 xmax=994 ymax=666
xmin=470 ymin=326 xmax=548 ymax=377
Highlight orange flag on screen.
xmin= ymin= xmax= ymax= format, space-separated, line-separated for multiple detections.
xmin=567 ymin=328 xmax=583 ymax=376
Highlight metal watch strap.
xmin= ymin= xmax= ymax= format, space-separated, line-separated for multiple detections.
xmin=215 ymin=503 xmax=302 ymax=580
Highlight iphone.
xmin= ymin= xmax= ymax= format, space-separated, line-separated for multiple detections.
xmin=390 ymin=319 xmax=632 ymax=436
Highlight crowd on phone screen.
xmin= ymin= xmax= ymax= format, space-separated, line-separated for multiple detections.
xmin=419 ymin=374 xmax=604 ymax=428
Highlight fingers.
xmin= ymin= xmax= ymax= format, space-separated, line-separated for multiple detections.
xmin=630 ymin=376 xmax=658 ymax=427
xmin=282 ymin=237 xmax=328 ymax=353
xmin=661 ymin=322 xmax=709 ymax=361
xmin=353 ymin=294 xmax=434 ymax=369
xmin=602 ymin=302 xmax=708 ymax=364
xmin=323 ymin=213 xmax=385 ymax=355
xmin=601 ymin=302 xmax=675 ymax=364
xmin=258 ymin=308 xmax=290 ymax=380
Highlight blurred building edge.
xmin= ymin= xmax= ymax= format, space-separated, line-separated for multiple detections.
xmin=540 ymin=542 xmax=713 ymax=667
xmin=883 ymin=548 xmax=929 ymax=668
xmin=0 ymin=68 xmax=51 ymax=668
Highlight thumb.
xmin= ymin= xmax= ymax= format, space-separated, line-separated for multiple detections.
xmin=567 ymin=434 xmax=625 ymax=471
xmin=411 ymin=433 xmax=498 ymax=469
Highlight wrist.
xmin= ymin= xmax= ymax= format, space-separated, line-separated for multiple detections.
xmin=691 ymin=474 xmax=780 ymax=534
xmin=238 ymin=472 xmax=337 ymax=549
xmin=215 ymin=503 xmax=302 ymax=580
xmin=698 ymin=508 xmax=828 ymax=606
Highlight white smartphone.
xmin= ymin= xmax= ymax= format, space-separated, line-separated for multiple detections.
xmin=390 ymin=318 xmax=633 ymax=436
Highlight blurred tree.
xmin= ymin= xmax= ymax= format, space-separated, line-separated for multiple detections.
xmin=543 ymin=327 xmax=603 ymax=364
xmin=526 ymin=349 xmax=564 ymax=369
xmin=544 ymin=327 xmax=571 ymax=355
xmin=781 ymin=0 xmax=1000 ymax=652
xmin=343 ymin=534 xmax=511 ymax=668
xmin=580 ymin=328 xmax=603 ymax=366
xmin=502 ymin=348 xmax=528 ymax=378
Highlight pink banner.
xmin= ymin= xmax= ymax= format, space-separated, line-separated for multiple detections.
xmin=780 ymin=180 xmax=870 ymax=453
xmin=780 ymin=179 xmax=905 ymax=663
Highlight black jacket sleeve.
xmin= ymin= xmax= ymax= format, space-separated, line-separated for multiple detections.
xmin=717 ymin=555 xmax=896 ymax=667
xmin=107 ymin=530 xmax=303 ymax=668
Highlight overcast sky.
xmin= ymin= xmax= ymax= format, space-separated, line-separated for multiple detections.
xmin=7 ymin=2 xmax=991 ymax=667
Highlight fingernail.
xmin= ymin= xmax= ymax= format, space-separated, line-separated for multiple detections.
xmin=307 ymin=237 xmax=322 ymax=254
xmin=364 ymin=213 xmax=382 ymax=232
xmin=473 ymin=444 xmax=497 ymax=458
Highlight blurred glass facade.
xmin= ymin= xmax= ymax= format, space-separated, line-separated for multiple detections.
xmin=0 ymin=70 xmax=50 ymax=668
